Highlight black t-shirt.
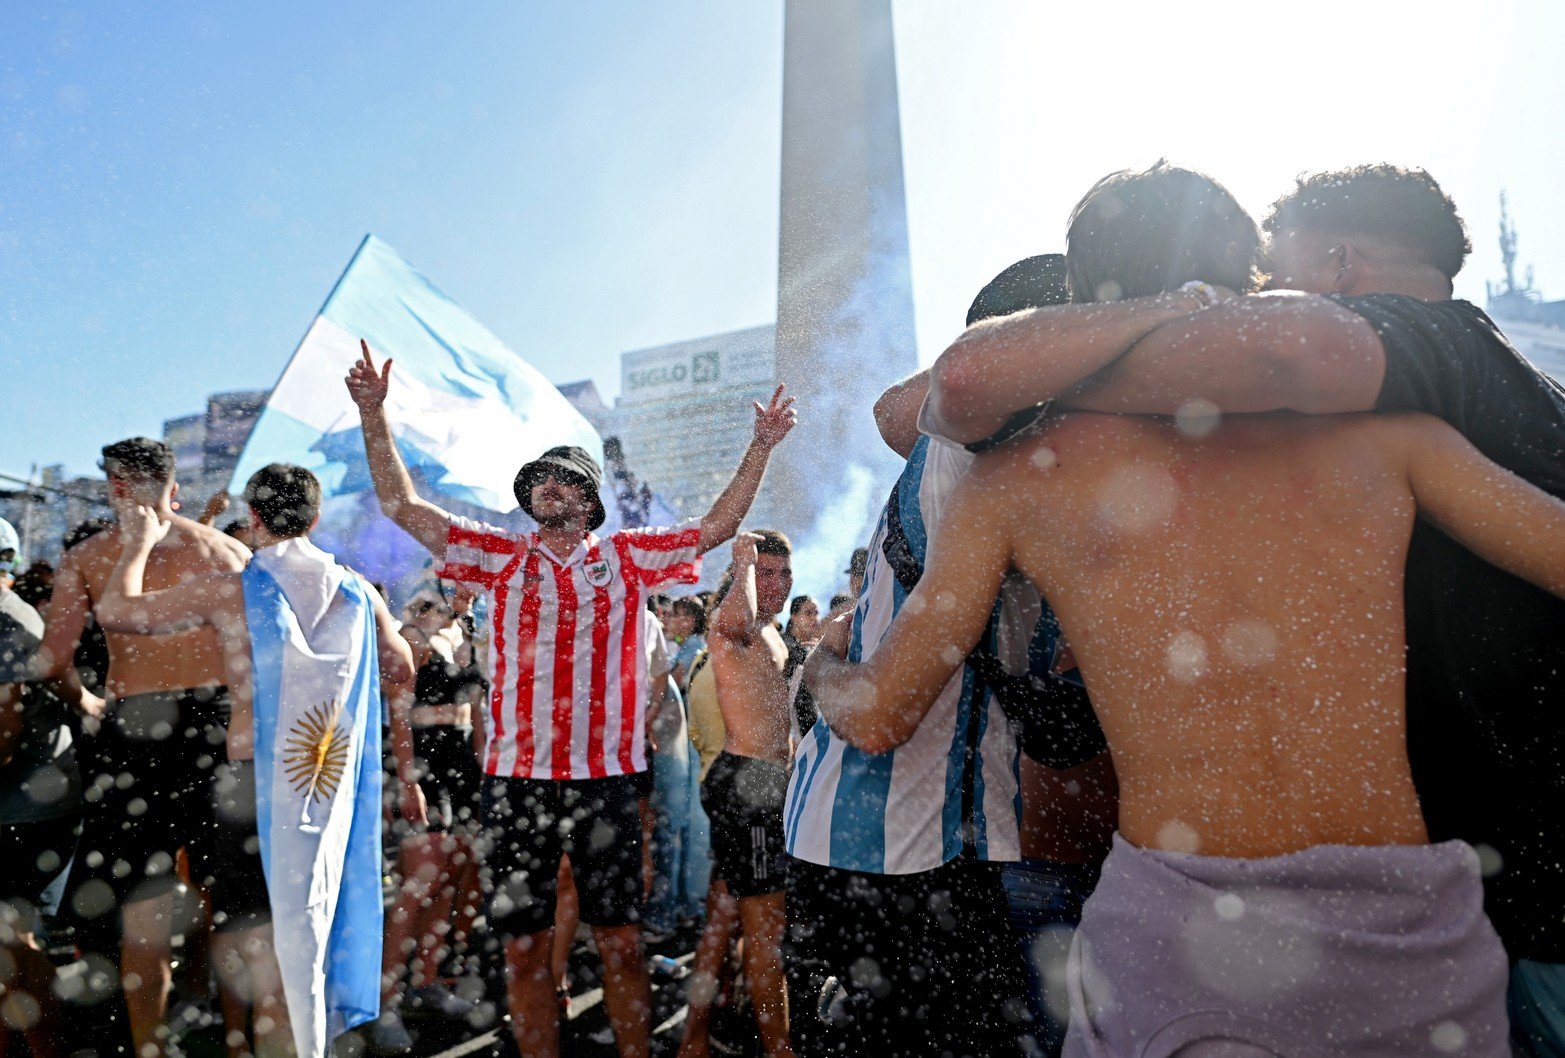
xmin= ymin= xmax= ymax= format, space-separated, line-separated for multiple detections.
xmin=1338 ymin=293 xmax=1565 ymax=960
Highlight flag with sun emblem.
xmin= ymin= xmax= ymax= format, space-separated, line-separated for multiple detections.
xmin=243 ymin=537 xmax=384 ymax=1058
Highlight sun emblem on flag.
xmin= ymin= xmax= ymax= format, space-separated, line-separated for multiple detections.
xmin=283 ymin=699 xmax=352 ymax=803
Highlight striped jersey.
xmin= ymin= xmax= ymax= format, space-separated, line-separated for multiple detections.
xmin=784 ymin=436 xmax=1024 ymax=875
xmin=438 ymin=515 xmax=702 ymax=780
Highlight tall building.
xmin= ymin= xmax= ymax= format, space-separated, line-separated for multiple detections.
xmin=157 ymin=389 xmax=269 ymax=519
xmin=564 ymin=325 xmax=784 ymax=539
xmin=1486 ymin=194 xmax=1565 ymax=382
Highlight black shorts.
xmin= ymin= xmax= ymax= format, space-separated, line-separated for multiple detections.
xmin=701 ymin=752 xmax=787 ymax=898
xmin=785 ymin=855 xmax=1029 ymax=1058
xmin=207 ymin=760 xmax=270 ymax=933
xmin=73 ymin=686 xmax=230 ymax=908
xmin=478 ymin=773 xmax=643 ymax=935
xmin=412 ymin=725 xmax=481 ymax=833
xmin=630 ymin=755 xmax=654 ymax=800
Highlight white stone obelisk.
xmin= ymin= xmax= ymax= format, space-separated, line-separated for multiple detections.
xmin=773 ymin=0 xmax=917 ymax=583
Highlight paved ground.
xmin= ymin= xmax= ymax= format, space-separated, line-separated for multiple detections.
xmin=152 ymin=921 xmax=761 ymax=1058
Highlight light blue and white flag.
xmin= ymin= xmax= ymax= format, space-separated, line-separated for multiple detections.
xmin=244 ymin=537 xmax=384 ymax=1058
xmin=231 ymin=235 xmax=603 ymax=590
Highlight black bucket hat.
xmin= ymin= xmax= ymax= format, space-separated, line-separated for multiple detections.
xmin=514 ymin=446 xmax=607 ymax=531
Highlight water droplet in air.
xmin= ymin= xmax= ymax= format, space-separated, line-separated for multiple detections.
xmin=1166 ymin=632 xmax=1208 ymax=683
xmin=1155 ymin=820 xmax=1200 ymax=854
xmin=1174 ymin=398 xmax=1222 ymax=438
xmin=1430 ymin=1021 xmax=1467 ymax=1052
xmin=1095 ymin=464 xmax=1178 ymax=535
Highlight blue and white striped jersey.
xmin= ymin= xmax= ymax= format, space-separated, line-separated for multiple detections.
xmin=784 ymin=436 xmax=1026 ymax=875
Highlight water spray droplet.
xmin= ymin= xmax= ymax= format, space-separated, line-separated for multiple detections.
xmin=1174 ymin=398 xmax=1222 ymax=438
xmin=1166 ymin=631 xmax=1208 ymax=683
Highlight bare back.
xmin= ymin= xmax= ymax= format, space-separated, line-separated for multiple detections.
xmin=1004 ymin=412 xmax=1427 ymax=858
xmin=70 ymin=516 xmax=250 ymax=698
xmin=710 ymin=623 xmax=792 ymax=766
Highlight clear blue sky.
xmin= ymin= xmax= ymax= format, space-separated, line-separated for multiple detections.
xmin=6 ymin=1 xmax=1565 ymax=480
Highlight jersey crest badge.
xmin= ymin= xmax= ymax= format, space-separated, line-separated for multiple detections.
xmin=585 ymin=559 xmax=613 ymax=587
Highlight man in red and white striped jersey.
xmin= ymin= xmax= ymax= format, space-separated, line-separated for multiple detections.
xmin=346 ymin=342 xmax=796 ymax=1058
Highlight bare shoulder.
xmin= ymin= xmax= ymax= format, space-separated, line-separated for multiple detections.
xmin=1333 ymin=410 xmax=1455 ymax=453
xmin=173 ymin=516 xmax=251 ymax=571
xmin=63 ymin=528 xmax=121 ymax=593
xmin=977 ymin=413 xmax=1158 ymax=477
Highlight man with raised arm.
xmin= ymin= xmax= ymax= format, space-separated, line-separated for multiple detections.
xmin=32 ymin=437 xmax=250 ymax=1058
xmin=344 ymin=342 xmax=796 ymax=1058
xmin=93 ymin=463 xmax=422 ymax=1058
xmin=680 ymin=530 xmax=797 ymax=1058
xmin=917 ymin=165 xmax=1565 ymax=1055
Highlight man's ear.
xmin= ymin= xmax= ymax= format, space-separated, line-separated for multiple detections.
xmin=169 ymin=480 xmax=181 ymax=512
xmin=1331 ymin=241 xmax=1362 ymax=294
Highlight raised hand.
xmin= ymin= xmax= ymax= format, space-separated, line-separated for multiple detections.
xmin=732 ymin=530 xmax=762 ymax=567
xmin=752 ymin=384 xmax=798 ymax=449
xmin=199 ymin=492 xmax=231 ymax=526
xmin=123 ymin=505 xmax=171 ymax=554
xmin=345 ymin=339 xmax=393 ymax=411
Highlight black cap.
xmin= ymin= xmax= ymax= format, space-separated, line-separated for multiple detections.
xmin=514 ymin=446 xmax=607 ymax=531
xmin=845 ymin=547 xmax=868 ymax=577
xmin=966 ymin=254 xmax=1070 ymax=326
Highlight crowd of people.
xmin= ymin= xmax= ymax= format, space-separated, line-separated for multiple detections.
xmin=5 ymin=159 xmax=1565 ymax=1058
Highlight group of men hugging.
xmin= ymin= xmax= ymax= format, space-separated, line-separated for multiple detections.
xmin=7 ymin=160 xmax=1565 ymax=1058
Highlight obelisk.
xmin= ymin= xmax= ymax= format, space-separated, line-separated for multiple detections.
xmin=773 ymin=0 xmax=917 ymax=587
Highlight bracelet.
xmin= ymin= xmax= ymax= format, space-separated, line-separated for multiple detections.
xmin=1179 ymin=280 xmax=1220 ymax=309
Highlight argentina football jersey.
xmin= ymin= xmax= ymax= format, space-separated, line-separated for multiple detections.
xmin=784 ymin=435 xmax=1026 ymax=874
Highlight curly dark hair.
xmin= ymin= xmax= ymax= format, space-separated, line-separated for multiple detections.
xmin=1264 ymin=165 xmax=1470 ymax=279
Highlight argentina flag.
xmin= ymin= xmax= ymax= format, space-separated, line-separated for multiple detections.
xmin=231 ymin=234 xmax=603 ymax=591
xmin=244 ymin=538 xmax=385 ymax=1058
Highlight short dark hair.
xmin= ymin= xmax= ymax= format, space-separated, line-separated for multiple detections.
xmin=243 ymin=464 xmax=322 ymax=538
xmin=12 ymin=562 xmax=54 ymax=609
xmin=966 ymin=254 xmax=1070 ymax=325
xmin=753 ymin=530 xmax=792 ymax=558
xmin=101 ymin=438 xmax=175 ymax=485
xmin=829 ymin=594 xmax=853 ymax=612
xmin=788 ymin=595 xmax=816 ymax=617
xmin=1067 ymin=163 xmax=1261 ymax=302
xmin=63 ymin=518 xmax=112 ymax=552
xmin=1264 ymin=165 xmax=1470 ymax=279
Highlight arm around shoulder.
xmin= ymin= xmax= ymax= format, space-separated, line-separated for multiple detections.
xmin=1067 ymin=294 xmax=1386 ymax=415
xmin=805 ymin=464 xmax=1013 ymax=752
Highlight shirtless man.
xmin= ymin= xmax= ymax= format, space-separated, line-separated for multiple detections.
xmin=34 ymin=438 xmax=250 ymax=1058
xmin=805 ymin=168 xmax=1565 ymax=1055
xmin=93 ymin=463 xmax=422 ymax=1058
xmin=679 ymin=531 xmax=795 ymax=1058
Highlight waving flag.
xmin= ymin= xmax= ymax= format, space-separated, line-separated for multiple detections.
xmin=244 ymin=537 xmax=385 ymax=1058
xmin=231 ymin=235 xmax=603 ymax=589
